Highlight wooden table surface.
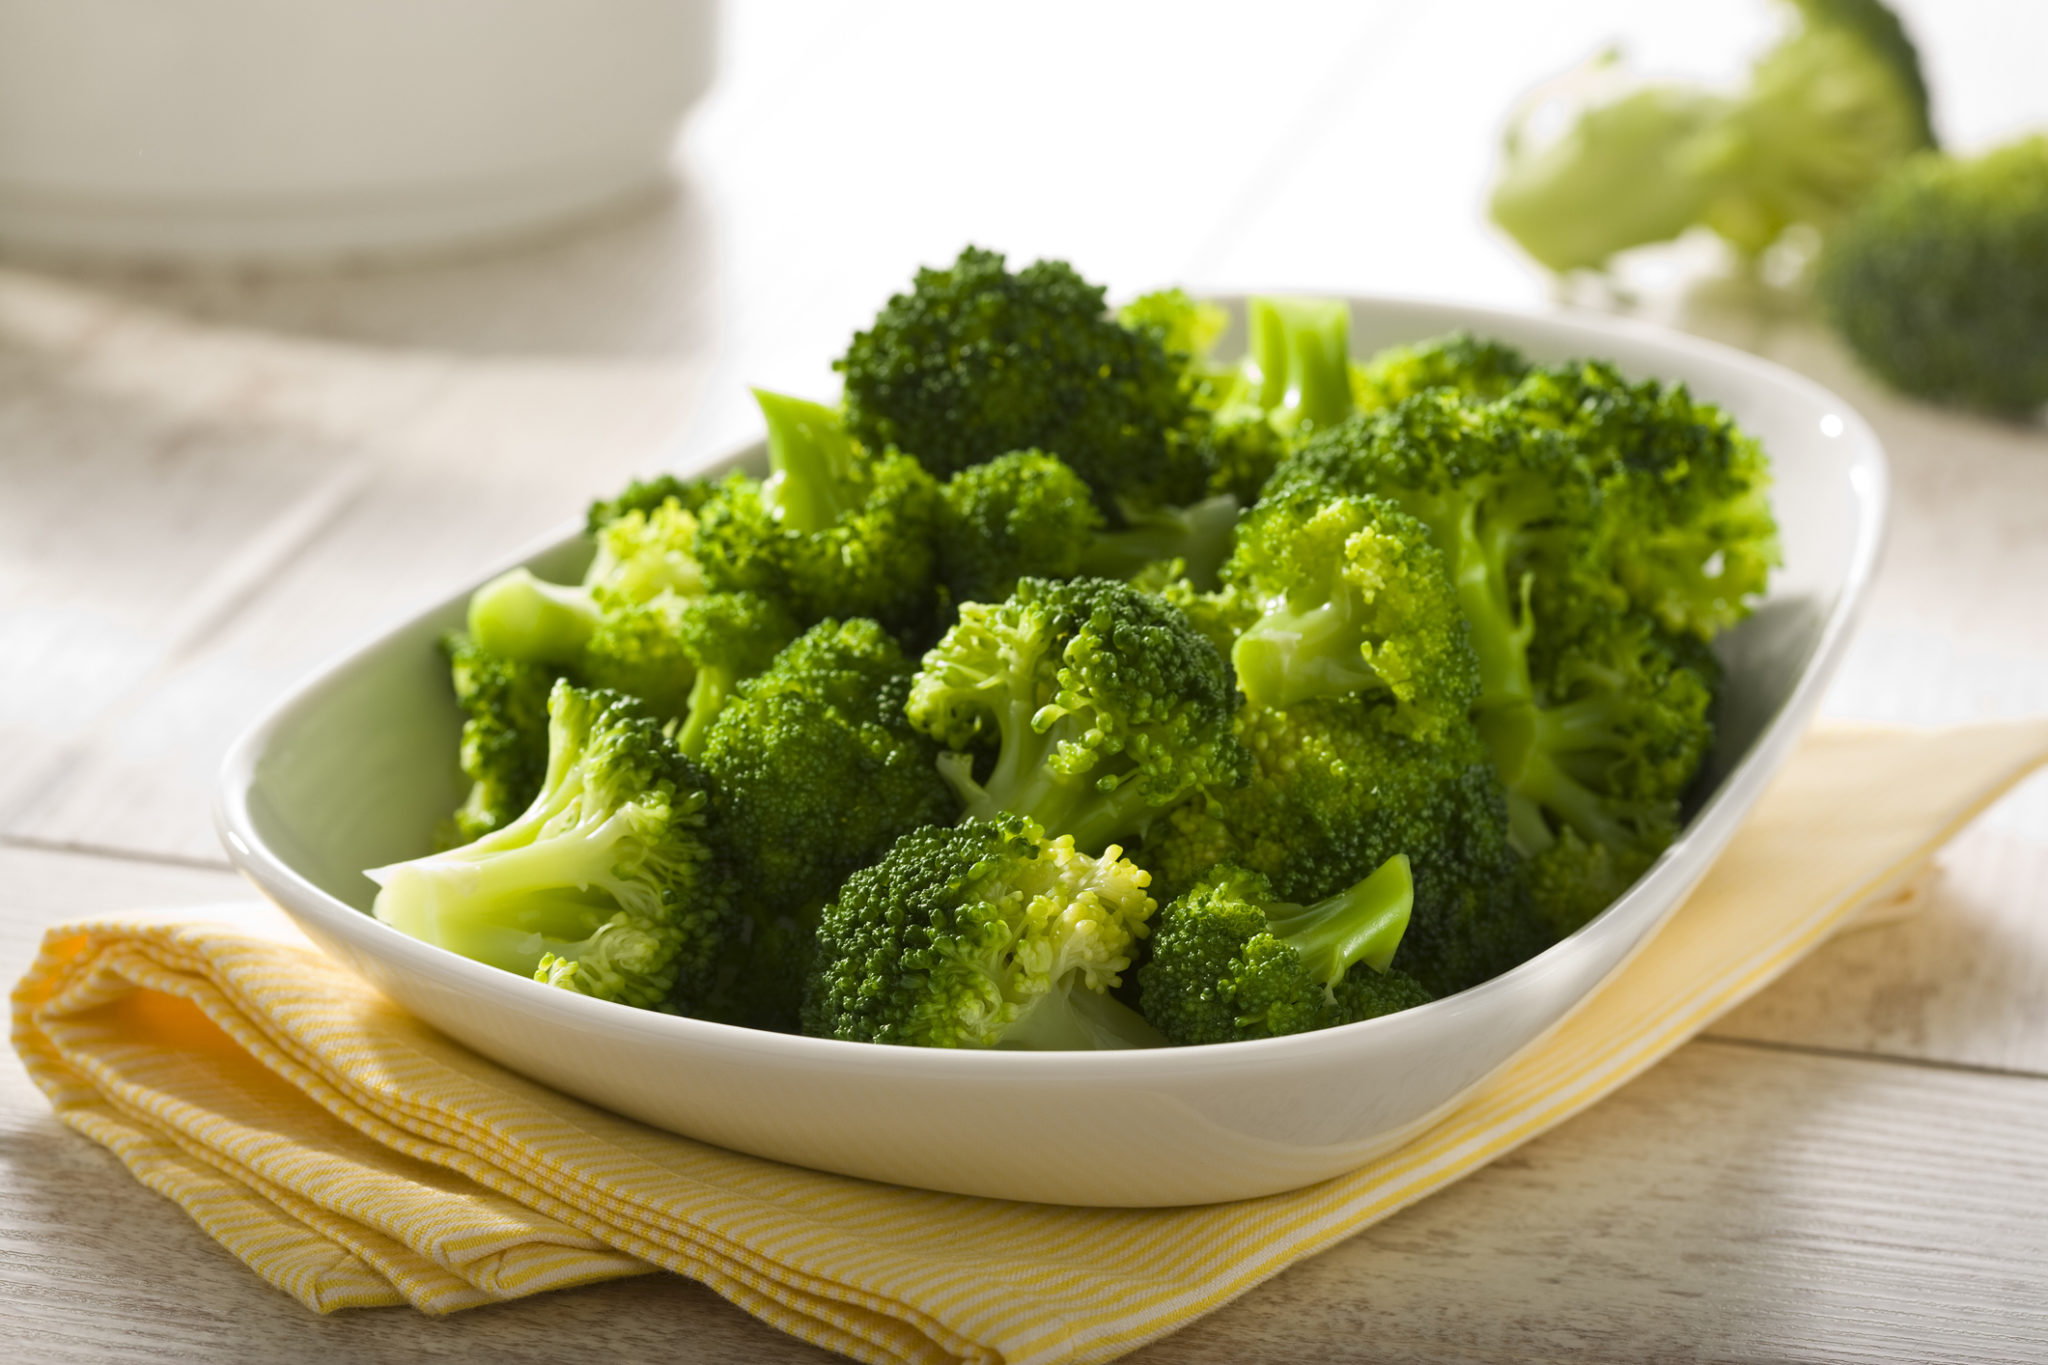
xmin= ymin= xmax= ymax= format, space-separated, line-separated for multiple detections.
xmin=5 ymin=3 xmax=2047 ymax=1360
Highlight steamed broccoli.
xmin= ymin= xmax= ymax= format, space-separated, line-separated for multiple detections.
xmin=1139 ymin=857 xmax=1432 ymax=1045
xmin=1503 ymin=362 xmax=1779 ymax=639
xmin=693 ymin=391 xmax=942 ymax=637
xmin=1490 ymin=0 xmax=1936 ymax=272
xmin=577 ymin=590 xmax=801 ymax=754
xmin=1817 ymin=136 xmax=2048 ymax=413
xmin=368 ymin=682 xmax=727 ymax=1010
xmin=697 ymin=618 xmax=958 ymax=1029
xmin=439 ymin=633 xmax=560 ymax=848
xmin=1142 ymin=697 xmax=1548 ymax=997
xmin=802 ymin=816 xmax=1163 ymax=1049
xmin=836 ymin=246 xmax=1210 ymax=515
xmin=1353 ymin=333 xmax=1533 ymax=412
xmin=937 ymin=450 xmax=1105 ymax=609
xmin=907 ymin=576 xmax=1249 ymax=853
xmin=1221 ymin=488 xmax=1480 ymax=739
xmin=1245 ymin=296 xmax=1357 ymax=437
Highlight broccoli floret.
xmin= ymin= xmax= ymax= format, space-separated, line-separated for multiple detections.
xmin=1221 ymin=488 xmax=1479 ymax=739
xmin=1118 ymin=288 xmax=1230 ymax=369
xmin=938 ymin=450 xmax=1105 ymax=608
xmin=1142 ymin=697 xmax=1547 ymax=997
xmin=1503 ymin=362 xmax=1780 ymax=639
xmin=585 ymin=474 xmax=717 ymax=537
xmin=1139 ymin=858 xmax=1432 ymax=1045
xmin=802 ymin=816 xmax=1163 ymax=1049
xmin=1354 ymin=332 xmax=1533 ymax=412
xmin=1267 ymin=391 xmax=1597 ymax=719
xmin=1817 ymin=136 xmax=2048 ymax=413
xmin=697 ymin=619 xmax=958 ymax=1030
xmin=907 ymin=576 xmax=1249 ymax=853
xmin=692 ymin=391 xmax=942 ymax=637
xmin=1077 ymin=492 xmax=1243 ymax=592
xmin=1490 ymin=0 xmax=1936 ymax=271
xmin=577 ymin=590 xmax=801 ymax=754
xmin=1485 ymin=606 xmax=1720 ymax=932
xmin=368 ymin=682 xmax=728 ymax=1010
xmin=469 ymin=489 xmax=710 ymax=666
xmin=835 ymin=246 xmax=1210 ymax=516
xmin=439 ymin=633 xmax=560 ymax=848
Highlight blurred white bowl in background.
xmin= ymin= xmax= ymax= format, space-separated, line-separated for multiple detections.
xmin=0 ymin=0 xmax=715 ymax=263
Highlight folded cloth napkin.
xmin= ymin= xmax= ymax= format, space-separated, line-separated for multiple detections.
xmin=14 ymin=720 xmax=2048 ymax=1365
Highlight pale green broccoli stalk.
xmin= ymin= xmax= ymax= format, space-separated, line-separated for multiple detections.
xmin=368 ymin=682 xmax=727 ymax=1010
xmin=439 ymin=633 xmax=560 ymax=848
xmin=1246 ymin=296 xmax=1356 ymax=436
xmin=1077 ymin=492 xmax=1243 ymax=592
xmin=1490 ymin=0 xmax=1936 ymax=272
xmin=1817 ymin=136 xmax=2048 ymax=413
xmin=801 ymin=816 xmax=1163 ymax=1049
xmin=692 ymin=390 xmax=942 ymax=636
xmin=1222 ymin=489 xmax=1480 ymax=740
xmin=575 ymin=590 xmax=801 ymax=754
xmin=1139 ymin=858 xmax=1431 ymax=1045
xmin=467 ymin=568 xmax=604 ymax=666
xmin=906 ymin=576 xmax=1249 ymax=854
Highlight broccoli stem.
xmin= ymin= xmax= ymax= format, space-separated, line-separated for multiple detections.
xmin=1248 ymin=297 xmax=1356 ymax=430
xmin=1079 ymin=493 xmax=1241 ymax=589
xmin=1232 ymin=596 xmax=1380 ymax=709
xmin=468 ymin=568 xmax=602 ymax=665
xmin=673 ymin=665 xmax=740 ymax=759
xmin=1264 ymin=853 xmax=1415 ymax=985
xmin=1478 ymin=698 xmax=1650 ymax=855
xmin=753 ymin=389 xmax=863 ymax=534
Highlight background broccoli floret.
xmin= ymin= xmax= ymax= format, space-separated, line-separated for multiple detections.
xmin=1489 ymin=0 xmax=1935 ymax=272
xmin=802 ymin=816 xmax=1161 ymax=1049
xmin=907 ymin=576 xmax=1249 ymax=853
xmin=369 ymin=682 xmax=729 ymax=1011
xmin=1353 ymin=333 xmax=1533 ymax=412
xmin=439 ymin=632 xmax=560 ymax=848
xmin=1139 ymin=858 xmax=1431 ymax=1045
xmin=697 ymin=618 xmax=957 ymax=1030
xmin=1817 ymin=136 xmax=2048 ymax=413
xmin=835 ymin=246 xmax=1211 ymax=516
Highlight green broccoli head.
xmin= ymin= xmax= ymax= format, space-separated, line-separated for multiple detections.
xmin=1503 ymin=361 xmax=1780 ymax=640
xmin=1139 ymin=858 xmax=1432 ymax=1045
xmin=369 ymin=681 xmax=728 ymax=1011
xmin=1141 ymin=696 xmax=1549 ymax=998
xmin=585 ymin=474 xmax=718 ymax=537
xmin=1817 ymin=136 xmax=2048 ymax=413
xmin=802 ymin=816 xmax=1162 ymax=1049
xmin=1353 ymin=332 xmax=1533 ymax=412
xmin=907 ymin=576 xmax=1250 ymax=853
xmin=1223 ymin=488 xmax=1480 ymax=739
xmin=1490 ymin=0 xmax=1934 ymax=272
xmin=691 ymin=392 xmax=943 ymax=638
xmin=698 ymin=618 xmax=959 ymax=1029
xmin=577 ymin=589 xmax=801 ymax=754
xmin=835 ymin=246 xmax=1210 ymax=515
xmin=938 ymin=450 xmax=1105 ymax=608
xmin=439 ymin=633 xmax=560 ymax=848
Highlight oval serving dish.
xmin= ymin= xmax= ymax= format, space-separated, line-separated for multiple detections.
xmin=216 ymin=295 xmax=1886 ymax=1207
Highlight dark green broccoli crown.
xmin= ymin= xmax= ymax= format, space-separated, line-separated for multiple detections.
xmin=440 ymin=632 xmax=560 ymax=847
xmin=585 ymin=474 xmax=717 ymax=536
xmin=938 ymin=450 xmax=1105 ymax=608
xmin=802 ymin=815 xmax=1156 ymax=1048
xmin=1142 ymin=697 xmax=1547 ymax=997
xmin=1818 ymin=137 xmax=2048 ymax=413
xmin=907 ymin=576 xmax=1249 ymax=851
xmin=694 ymin=449 xmax=942 ymax=637
xmin=1353 ymin=332 xmax=1533 ymax=412
xmin=1224 ymin=488 xmax=1480 ymax=737
xmin=1138 ymin=860 xmax=1432 ymax=1046
xmin=836 ymin=246 xmax=1210 ymax=514
xmin=1503 ymin=361 xmax=1779 ymax=639
xmin=701 ymin=620 xmax=956 ymax=968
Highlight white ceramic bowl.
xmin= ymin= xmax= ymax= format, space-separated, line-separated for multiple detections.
xmin=0 ymin=0 xmax=715 ymax=262
xmin=216 ymin=296 xmax=1886 ymax=1207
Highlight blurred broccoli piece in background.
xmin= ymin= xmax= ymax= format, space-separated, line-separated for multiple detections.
xmin=1817 ymin=136 xmax=2048 ymax=413
xmin=1490 ymin=0 xmax=1936 ymax=272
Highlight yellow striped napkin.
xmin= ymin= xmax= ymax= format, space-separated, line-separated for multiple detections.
xmin=15 ymin=720 xmax=2048 ymax=1365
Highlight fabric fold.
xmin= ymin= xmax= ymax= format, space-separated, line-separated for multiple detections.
xmin=14 ymin=719 xmax=2048 ymax=1365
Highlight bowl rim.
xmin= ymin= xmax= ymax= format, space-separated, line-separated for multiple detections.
xmin=214 ymin=291 xmax=1890 ymax=1083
